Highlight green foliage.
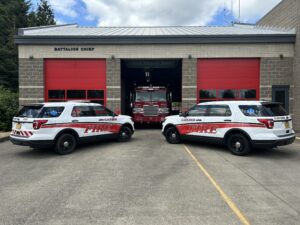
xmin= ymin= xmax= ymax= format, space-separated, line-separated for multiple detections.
xmin=35 ymin=0 xmax=56 ymax=26
xmin=0 ymin=0 xmax=56 ymax=91
xmin=0 ymin=86 xmax=18 ymax=131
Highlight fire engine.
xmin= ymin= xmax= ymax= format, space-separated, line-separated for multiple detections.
xmin=131 ymin=86 xmax=172 ymax=123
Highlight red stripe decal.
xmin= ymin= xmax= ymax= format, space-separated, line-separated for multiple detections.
xmin=43 ymin=123 xmax=122 ymax=134
xmin=29 ymin=131 xmax=33 ymax=136
xmin=23 ymin=131 xmax=28 ymax=136
xmin=177 ymin=123 xmax=265 ymax=135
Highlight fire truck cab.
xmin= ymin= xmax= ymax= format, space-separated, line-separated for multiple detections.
xmin=131 ymin=86 xmax=172 ymax=123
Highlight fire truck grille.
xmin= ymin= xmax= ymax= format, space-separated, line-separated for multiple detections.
xmin=143 ymin=105 xmax=159 ymax=116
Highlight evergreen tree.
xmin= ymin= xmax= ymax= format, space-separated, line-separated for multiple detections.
xmin=0 ymin=0 xmax=31 ymax=90
xmin=35 ymin=0 xmax=56 ymax=26
xmin=0 ymin=0 xmax=56 ymax=90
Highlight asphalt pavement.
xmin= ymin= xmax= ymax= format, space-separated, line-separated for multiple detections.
xmin=0 ymin=129 xmax=300 ymax=225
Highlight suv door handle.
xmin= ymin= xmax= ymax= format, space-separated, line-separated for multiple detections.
xmin=224 ymin=119 xmax=232 ymax=122
xmin=72 ymin=120 xmax=78 ymax=123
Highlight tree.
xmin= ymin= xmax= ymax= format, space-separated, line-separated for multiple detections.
xmin=0 ymin=0 xmax=31 ymax=90
xmin=35 ymin=0 xmax=56 ymax=26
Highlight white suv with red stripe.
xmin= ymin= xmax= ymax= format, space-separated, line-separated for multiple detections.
xmin=10 ymin=102 xmax=134 ymax=154
xmin=162 ymin=101 xmax=295 ymax=155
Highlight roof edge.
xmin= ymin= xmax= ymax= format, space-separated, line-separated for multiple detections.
xmin=18 ymin=24 xmax=78 ymax=35
xmin=14 ymin=34 xmax=296 ymax=45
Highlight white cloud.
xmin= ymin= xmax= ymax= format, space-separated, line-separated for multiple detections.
xmin=48 ymin=0 xmax=78 ymax=18
xmin=80 ymin=0 xmax=282 ymax=26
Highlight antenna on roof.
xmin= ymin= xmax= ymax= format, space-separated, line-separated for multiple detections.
xmin=238 ymin=0 xmax=241 ymax=22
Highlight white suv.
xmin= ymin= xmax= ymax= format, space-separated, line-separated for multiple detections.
xmin=10 ymin=102 xmax=134 ymax=154
xmin=162 ymin=101 xmax=295 ymax=155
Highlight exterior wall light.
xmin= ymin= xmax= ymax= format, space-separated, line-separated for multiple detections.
xmin=188 ymin=54 xmax=192 ymax=59
xmin=279 ymin=54 xmax=284 ymax=59
xmin=29 ymin=55 xmax=34 ymax=60
xmin=111 ymin=55 xmax=115 ymax=60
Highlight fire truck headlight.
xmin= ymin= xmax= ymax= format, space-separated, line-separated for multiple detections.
xmin=133 ymin=108 xmax=143 ymax=113
xmin=159 ymin=108 xmax=169 ymax=114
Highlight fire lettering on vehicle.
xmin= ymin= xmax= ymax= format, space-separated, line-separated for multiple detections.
xmin=183 ymin=124 xmax=217 ymax=134
xmin=84 ymin=124 xmax=117 ymax=133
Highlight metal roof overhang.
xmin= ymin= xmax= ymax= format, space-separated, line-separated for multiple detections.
xmin=14 ymin=34 xmax=296 ymax=45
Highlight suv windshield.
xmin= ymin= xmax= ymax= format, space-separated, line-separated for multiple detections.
xmin=17 ymin=105 xmax=64 ymax=118
xmin=239 ymin=103 xmax=288 ymax=117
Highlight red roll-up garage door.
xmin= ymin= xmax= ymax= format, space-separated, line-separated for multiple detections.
xmin=197 ymin=59 xmax=260 ymax=103
xmin=45 ymin=59 xmax=106 ymax=105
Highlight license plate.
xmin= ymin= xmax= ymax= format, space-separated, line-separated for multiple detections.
xmin=15 ymin=123 xmax=22 ymax=129
xmin=284 ymin=121 xmax=290 ymax=129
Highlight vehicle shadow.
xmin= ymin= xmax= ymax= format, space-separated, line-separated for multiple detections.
xmin=183 ymin=140 xmax=297 ymax=159
xmin=15 ymin=136 xmax=142 ymax=158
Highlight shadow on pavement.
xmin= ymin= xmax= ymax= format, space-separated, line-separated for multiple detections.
xmin=184 ymin=141 xmax=297 ymax=159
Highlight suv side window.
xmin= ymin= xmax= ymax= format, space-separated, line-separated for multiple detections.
xmin=39 ymin=107 xmax=64 ymax=118
xmin=187 ymin=105 xmax=208 ymax=117
xmin=93 ymin=106 xmax=114 ymax=116
xmin=71 ymin=106 xmax=96 ymax=117
xmin=208 ymin=105 xmax=232 ymax=117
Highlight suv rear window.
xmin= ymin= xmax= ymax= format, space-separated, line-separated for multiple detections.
xmin=17 ymin=105 xmax=44 ymax=118
xmin=239 ymin=103 xmax=288 ymax=117
xmin=17 ymin=105 xmax=64 ymax=118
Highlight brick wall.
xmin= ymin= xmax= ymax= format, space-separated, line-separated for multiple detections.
xmin=257 ymin=0 xmax=300 ymax=131
xmin=19 ymin=58 xmax=44 ymax=106
xmin=182 ymin=58 xmax=197 ymax=111
xmin=260 ymin=57 xmax=294 ymax=113
xmin=106 ymin=58 xmax=121 ymax=112
xmin=257 ymin=0 xmax=297 ymax=29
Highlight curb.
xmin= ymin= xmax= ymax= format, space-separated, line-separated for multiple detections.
xmin=0 ymin=133 xmax=10 ymax=143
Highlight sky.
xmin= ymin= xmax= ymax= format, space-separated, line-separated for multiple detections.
xmin=31 ymin=0 xmax=282 ymax=27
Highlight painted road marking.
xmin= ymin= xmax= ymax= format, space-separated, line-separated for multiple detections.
xmin=183 ymin=144 xmax=251 ymax=225
xmin=296 ymin=137 xmax=300 ymax=140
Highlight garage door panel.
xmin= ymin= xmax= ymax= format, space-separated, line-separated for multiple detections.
xmin=45 ymin=59 xmax=106 ymax=104
xmin=197 ymin=59 xmax=260 ymax=102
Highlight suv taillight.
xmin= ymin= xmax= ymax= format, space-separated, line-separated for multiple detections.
xmin=33 ymin=120 xmax=48 ymax=130
xmin=257 ymin=119 xmax=274 ymax=129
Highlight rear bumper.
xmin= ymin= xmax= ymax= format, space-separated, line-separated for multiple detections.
xmin=252 ymin=135 xmax=295 ymax=148
xmin=10 ymin=136 xmax=54 ymax=148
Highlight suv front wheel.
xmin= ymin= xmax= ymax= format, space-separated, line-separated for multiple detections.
xmin=165 ymin=127 xmax=181 ymax=144
xmin=118 ymin=126 xmax=132 ymax=142
xmin=227 ymin=133 xmax=252 ymax=156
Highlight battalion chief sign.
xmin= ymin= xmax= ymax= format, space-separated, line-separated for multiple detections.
xmin=54 ymin=47 xmax=95 ymax=52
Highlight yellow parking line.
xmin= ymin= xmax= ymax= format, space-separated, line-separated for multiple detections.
xmin=296 ymin=137 xmax=300 ymax=140
xmin=183 ymin=144 xmax=251 ymax=225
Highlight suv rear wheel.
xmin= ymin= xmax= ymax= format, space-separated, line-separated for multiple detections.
xmin=227 ymin=133 xmax=251 ymax=156
xmin=54 ymin=133 xmax=77 ymax=155
xmin=165 ymin=127 xmax=181 ymax=144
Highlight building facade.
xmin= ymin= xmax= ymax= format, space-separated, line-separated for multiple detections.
xmin=15 ymin=0 xmax=300 ymax=131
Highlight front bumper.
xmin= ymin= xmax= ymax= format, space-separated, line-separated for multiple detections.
xmin=10 ymin=135 xmax=54 ymax=148
xmin=252 ymin=135 xmax=295 ymax=148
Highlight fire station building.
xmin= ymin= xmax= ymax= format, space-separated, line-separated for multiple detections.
xmin=14 ymin=0 xmax=300 ymax=131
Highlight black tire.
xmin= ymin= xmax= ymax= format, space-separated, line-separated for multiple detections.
xmin=118 ymin=126 xmax=132 ymax=142
xmin=54 ymin=133 xmax=77 ymax=155
xmin=165 ymin=127 xmax=181 ymax=144
xmin=227 ymin=133 xmax=252 ymax=156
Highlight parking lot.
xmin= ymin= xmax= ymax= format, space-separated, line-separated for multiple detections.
xmin=0 ymin=129 xmax=300 ymax=225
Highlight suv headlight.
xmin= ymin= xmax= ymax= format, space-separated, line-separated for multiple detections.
xmin=158 ymin=108 xmax=169 ymax=114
